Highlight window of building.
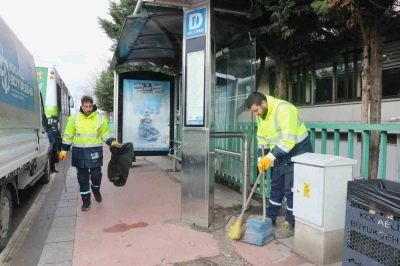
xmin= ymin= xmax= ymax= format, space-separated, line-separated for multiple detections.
xmin=269 ymin=67 xmax=276 ymax=97
xmin=347 ymin=53 xmax=355 ymax=100
xmin=347 ymin=52 xmax=363 ymax=100
xmin=290 ymin=61 xmax=312 ymax=105
xmin=383 ymin=68 xmax=400 ymax=97
xmin=336 ymin=57 xmax=346 ymax=100
xmin=336 ymin=52 xmax=362 ymax=101
xmin=383 ymin=41 xmax=400 ymax=98
xmin=304 ymin=65 xmax=312 ymax=104
xmin=266 ymin=40 xmax=400 ymax=105
xmin=356 ymin=53 xmax=363 ymax=98
xmin=315 ymin=62 xmax=333 ymax=103
xmin=291 ymin=62 xmax=299 ymax=104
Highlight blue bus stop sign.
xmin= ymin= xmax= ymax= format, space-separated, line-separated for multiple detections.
xmin=185 ymin=7 xmax=207 ymax=39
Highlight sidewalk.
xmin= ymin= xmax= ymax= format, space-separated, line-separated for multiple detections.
xmin=37 ymin=147 xmax=331 ymax=266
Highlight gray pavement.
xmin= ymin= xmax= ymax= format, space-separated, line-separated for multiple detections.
xmin=35 ymin=156 xmax=343 ymax=266
xmin=37 ymin=167 xmax=78 ymax=266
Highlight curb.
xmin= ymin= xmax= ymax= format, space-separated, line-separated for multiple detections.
xmin=38 ymin=167 xmax=78 ymax=266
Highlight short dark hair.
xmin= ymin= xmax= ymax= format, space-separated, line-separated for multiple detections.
xmin=81 ymin=95 xmax=93 ymax=105
xmin=245 ymin=92 xmax=266 ymax=109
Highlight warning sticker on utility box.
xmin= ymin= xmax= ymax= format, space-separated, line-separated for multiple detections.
xmin=303 ymin=183 xmax=310 ymax=198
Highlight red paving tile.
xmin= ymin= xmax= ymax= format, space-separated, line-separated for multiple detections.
xmin=71 ymin=149 xmax=315 ymax=266
xmin=72 ymin=159 xmax=220 ymax=266
xmin=233 ymin=240 xmax=310 ymax=266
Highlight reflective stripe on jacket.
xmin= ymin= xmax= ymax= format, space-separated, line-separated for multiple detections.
xmin=62 ymin=111 xmax=114 ymax=168
xmin=62 ymin=111 xmax=112 ymax=148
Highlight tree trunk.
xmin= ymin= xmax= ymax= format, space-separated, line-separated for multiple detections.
xmin=368 ymin=27 xmax=383 ymax=180
xmin=360 ymin=25 xmax=371 ymax=179
xmin=361 ymin=28 xmax=371 ymax=125
xmin=275 ymin=60 xmax=288 ymax=100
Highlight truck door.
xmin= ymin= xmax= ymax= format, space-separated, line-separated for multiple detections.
xmin=38 ymin=93 xmax=49 ymax=170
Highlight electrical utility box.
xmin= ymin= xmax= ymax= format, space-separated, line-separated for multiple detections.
xmin=291 ymin=153 xmax=357 ymax=266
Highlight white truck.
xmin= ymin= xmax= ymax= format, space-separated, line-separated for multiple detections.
xmin=0 ymin=16 xmax=51 ymax=251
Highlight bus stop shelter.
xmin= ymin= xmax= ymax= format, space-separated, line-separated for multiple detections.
xmin=111 ymin=0 xmax=263 ymax=228
xmin=110 ymin=1 xmax=258 ymax=71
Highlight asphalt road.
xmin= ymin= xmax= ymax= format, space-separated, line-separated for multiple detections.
xmin=0 ymin=161 xmax=72 ymax=266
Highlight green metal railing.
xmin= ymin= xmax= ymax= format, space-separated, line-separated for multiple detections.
xmin=173 ymin=122 xmax=400 ymax=198
xmin=213 ymin=123 xmax=272 ymax=198
xmin=307 ymin=123 xmax=400 ymax=180
xmin=214 ymin=123 xmax=259 ymax=187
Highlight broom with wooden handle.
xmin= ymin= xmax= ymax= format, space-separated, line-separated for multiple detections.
xmin=228 ymin=171 xmax=263 ymax=240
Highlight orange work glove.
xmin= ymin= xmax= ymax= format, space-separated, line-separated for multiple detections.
xmin=258 ymin=153 xmax=276 ymax=172
xmin=111 ymin=141 xmax=120 ymax=146
xmin=59 ymin=151 xmax=67 ymax=161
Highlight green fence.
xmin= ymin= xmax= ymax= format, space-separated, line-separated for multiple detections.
xmin=214 ymin=123 xmax=259 ymax=188
xmin=307 ymin=123 xmax=400 ymax=180
xmin=172 ymin=122 xmax=400 ymax=198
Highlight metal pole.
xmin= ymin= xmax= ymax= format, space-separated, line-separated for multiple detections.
xmin=397 ymin=135 xmax=400 ymax=182
xmin=143 ymin=0 xmax=191 ymax=8
xmin=63 ymin=160 xmax=67 ymax=193
xmin=234 ymin=80 xmax=238 ymax=130
xmin=215 ymin=148 xmax=241 ymax=158
xmin=174 ymin=75 xmax=179 ymax=172
xmin=173 ymin=159 xmax=177 ymax=172
xmin=210 ymin=132 xmax=249 ymax=211
xmin=261 ymin=145 xmax=266 ymax=220
xmin=133 ymin=0 xmax=143 ymax=15
xmin=113 ymin=71 xmax=119 ymax=140
xmin=214 ymin=7 xmax=250 ymax=17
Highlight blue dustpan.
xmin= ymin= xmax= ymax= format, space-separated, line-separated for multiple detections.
xmin=242 ymin=215 xmax=274 ymax=246
xmin=242 ymin=145 xmax=274 ymax=246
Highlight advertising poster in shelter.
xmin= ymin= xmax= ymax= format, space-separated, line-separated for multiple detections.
xmin=122 ymin=79 xmax=170 ymax=152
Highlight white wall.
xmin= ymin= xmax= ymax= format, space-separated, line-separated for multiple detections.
xmin=297 ymin=100 xmax=400 ymax=123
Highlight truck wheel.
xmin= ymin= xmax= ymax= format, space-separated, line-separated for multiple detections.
xmin=40 ymin=157 xmax=51 ymax=184
xmin=0 ymin=189 xmax=12 ymax=252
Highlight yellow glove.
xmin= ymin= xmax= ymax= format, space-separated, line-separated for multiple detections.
xmin=111 ymin=141 xmax=120 ymax=146
xmin=258 ymin=153 xmax=276 ymax=172
xmin=59 ymin=151 xmax=67 ymax=161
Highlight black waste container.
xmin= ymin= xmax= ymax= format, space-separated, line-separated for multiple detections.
xmin=342 ymin=179 xmax=400 ymax=266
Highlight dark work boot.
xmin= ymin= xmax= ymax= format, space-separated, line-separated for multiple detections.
xmin=274 ymin=221 xmax=294 ymax=239
xmin=91 ymin=186 xmax=102 ymax=203
xmin=81 ymin=195 xmax=91 ymax=211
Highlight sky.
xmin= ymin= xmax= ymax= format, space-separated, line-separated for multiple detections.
xmin=0 ymin=0 xmax=115 ymax=111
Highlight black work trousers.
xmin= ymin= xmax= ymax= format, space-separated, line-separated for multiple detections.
xmin=77 ymin=167 xmax=102 ymax=198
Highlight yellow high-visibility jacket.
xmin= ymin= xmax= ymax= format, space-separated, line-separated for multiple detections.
xmin=62 ymin=109 xmax=114 ymax=168
xmin=257 ymin=95 xmax=312 ymax=173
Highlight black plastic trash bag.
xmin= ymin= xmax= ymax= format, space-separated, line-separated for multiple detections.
xmin=348 ymin=179 xmax=400 ymax=215
xmin=108 ymin=142 xmax=135 ymax=187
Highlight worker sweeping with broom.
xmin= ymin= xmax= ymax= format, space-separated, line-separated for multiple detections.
xmin=229 ymin=92 xmax=313 ymax=240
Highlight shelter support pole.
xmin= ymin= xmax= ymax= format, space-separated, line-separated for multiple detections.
xmin=113 ymin=70 xmax=119 ymax=140
xmin=181 ymin=0 xmax=216 ymax=228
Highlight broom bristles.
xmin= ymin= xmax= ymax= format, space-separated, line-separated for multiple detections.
xmin=228 ymin=218 xmax=243 ymax=240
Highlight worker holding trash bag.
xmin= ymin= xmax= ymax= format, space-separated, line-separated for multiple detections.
xmin=59 ymin=95 xmax=119 ymax=211
xmin=244 ymin=92 xmax=313 ymax=239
